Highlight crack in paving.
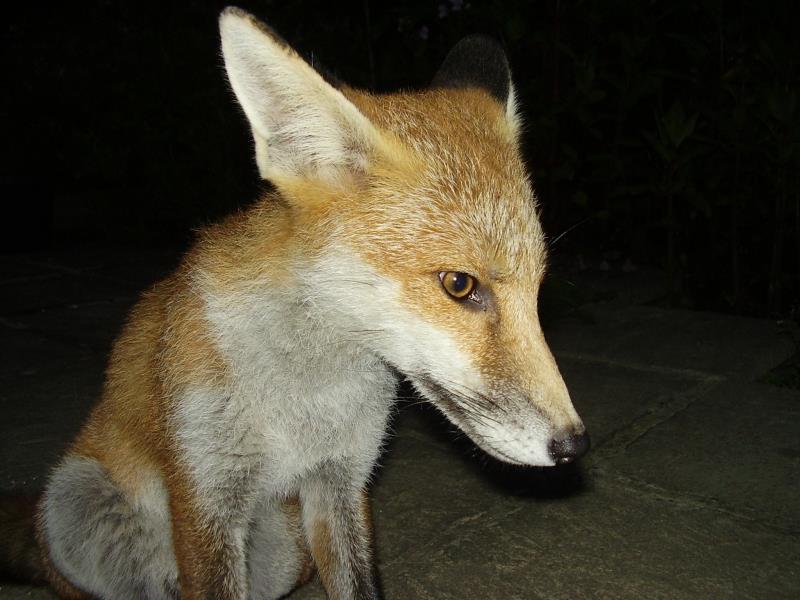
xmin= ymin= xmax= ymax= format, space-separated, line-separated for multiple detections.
xmin=381 ymin=509 xmax=493 ymax=569
xmin=555 ymin=350 xmax=718 ymax=381
xmin=584 ymin=376 xmax=725 ymax=464
xmin=595 ymin=469 xmax=799 ymax=537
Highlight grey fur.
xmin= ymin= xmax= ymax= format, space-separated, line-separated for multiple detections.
xmin=42 ymin=457 xmax=179 ymax=599
xmin=246 ymin=497 xmax=308 ymax=599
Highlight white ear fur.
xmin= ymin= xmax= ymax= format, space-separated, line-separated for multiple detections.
xmin=505 ymin=81 xmax=522 ymax=141
xmin=219 ymin=8 xmax=377 ymax=182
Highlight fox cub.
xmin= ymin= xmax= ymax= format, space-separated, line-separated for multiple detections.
xmin=17 ymin=7 xmax=588 ymax=600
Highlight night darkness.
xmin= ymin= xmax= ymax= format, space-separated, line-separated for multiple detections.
xmin=4 ymin=1 xmax=799 ymax=318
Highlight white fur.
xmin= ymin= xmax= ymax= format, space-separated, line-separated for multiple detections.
xmin=247 ymin=497 xmax=307 ymax=599
xmin=505 ymin=81 xmax=523 ymax=140
xmin=219 ymin=8 xmax=376 ymax=181
xmin=163 ymin=248 xmax=400 ymax=597
xmin=181 ymin=256 xmax=398 ymax=499
xmin=465 ymin=405 xmax=554 ymax=466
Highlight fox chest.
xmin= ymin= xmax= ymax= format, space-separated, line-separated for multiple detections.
xmin=174 ymin=345 xmax=396 ymax=496
xmin=183 ymin=287 xmax=398 ymax=490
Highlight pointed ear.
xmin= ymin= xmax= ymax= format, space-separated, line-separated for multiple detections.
xmin=220 ymin=8 xmax=379 ymax=182
xmin=431 ymin=35 xmax=521 ymax=138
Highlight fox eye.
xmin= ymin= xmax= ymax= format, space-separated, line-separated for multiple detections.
xmin=439 ymin=271 xmax=476 ymax=300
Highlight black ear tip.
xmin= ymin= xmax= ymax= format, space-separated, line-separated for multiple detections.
xmin=430 ymin=35 xmax=511 ymax=104
xmin=445 ymin=33 xmax=503 ymax=48
xmin=445 ymin=34 xmax=508 ymax=63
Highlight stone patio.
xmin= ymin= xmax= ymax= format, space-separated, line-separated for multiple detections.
xmin=1 ymin=249 xmax=797 ymax=599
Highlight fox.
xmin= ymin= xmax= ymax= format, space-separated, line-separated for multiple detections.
xmin=1 ymin=6 xmax=589 ymax=600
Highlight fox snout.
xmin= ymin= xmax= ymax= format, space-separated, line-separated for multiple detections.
xmin=412 ymin=366 xmax=588 ymax=468
xmin=485 ymin=386 xmax=589 ymax=468
xmin=471 ymin=388 xmax=589 ymax=468
xmin=549 ymin=428 xmax=591 ymax=465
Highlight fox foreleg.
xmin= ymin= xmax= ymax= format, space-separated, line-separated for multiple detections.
xmin=301 ymin=461 xmax=381 ymax=600
xmin=169 ymin=489 xmax=250 ymax=600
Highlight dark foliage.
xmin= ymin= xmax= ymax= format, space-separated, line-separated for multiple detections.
xmin=3 ymin=1 xmax=798 ymax=318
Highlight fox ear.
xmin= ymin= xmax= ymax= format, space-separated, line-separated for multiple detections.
xmin=220 ymin=8 xmax=379 ymax=182
xmin=431 ymin=35 xmax=521 ymax=138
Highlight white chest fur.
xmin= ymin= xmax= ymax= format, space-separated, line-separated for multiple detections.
xmin=174 ymin=269 xmax=398 ymax=503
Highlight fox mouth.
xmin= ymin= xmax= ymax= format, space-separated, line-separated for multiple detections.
xmin=410 ymin=373 xmax=528 ymax=466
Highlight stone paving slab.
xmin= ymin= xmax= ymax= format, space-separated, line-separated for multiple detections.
xmin=545 ymin=304 xmax=795 ymax=380
xmin=0 ymin=378 xmax=99 ymax=492
xmin=0 ymin=585 xmax=52 ymax=599
xmin=288 ymin=349 xmax=800 ymax=600
xmin=557 ymin=356 xmax=702 ymax=449
xmin=376 ymin=475 xmax=799 ymax=600
xmin=0 ymin=330 xmax=102 ymax=492
xmin=0 ymin=329 xmax=93 ymax=385
xmin=371 ymin=408 xmax=515 ymax=562
xmin=5 ymin=299 xmax=134 ymax=355
xmin=611 ymin=379 xmax=800 ymax=530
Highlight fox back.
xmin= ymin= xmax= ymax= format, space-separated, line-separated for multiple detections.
xmin=24 ymin=8 xmax=588 ymax=600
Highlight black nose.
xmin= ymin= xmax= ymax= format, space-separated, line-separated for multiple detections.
xmin=548 ymin=430 xmax=590 ymax=465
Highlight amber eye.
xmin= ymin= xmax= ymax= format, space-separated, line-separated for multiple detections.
xmin=439 ymin=271 xmax=476 ymax=300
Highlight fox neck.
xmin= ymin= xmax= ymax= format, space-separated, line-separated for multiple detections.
xmin=193 ymin=204 xmax=391 ymax=386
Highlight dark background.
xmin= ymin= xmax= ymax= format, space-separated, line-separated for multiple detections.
xmin=3 ymin=0 xmax=798 ymax=319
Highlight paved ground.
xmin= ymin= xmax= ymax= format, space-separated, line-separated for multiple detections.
xmin=0 ymin=249 xmax=798 ymax=599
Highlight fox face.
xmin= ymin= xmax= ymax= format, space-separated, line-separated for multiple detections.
xmin=220 ymin=10 xmax=587 ymax=467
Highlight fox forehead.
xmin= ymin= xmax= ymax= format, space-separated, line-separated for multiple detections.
xmin=342 ymin=86 xmax=547 ymax=280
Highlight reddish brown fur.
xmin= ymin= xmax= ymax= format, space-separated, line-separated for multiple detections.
xmin=34 ymin=263 xmax=235 ymax=597
xmin=309 ymin=518 xmax=335 ymax=591
xmin=283 ymin=497 xmax=315 ymax=589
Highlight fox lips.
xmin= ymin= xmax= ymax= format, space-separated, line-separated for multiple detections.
xmin=410 ymin=372 xmax=589 ymax=467
xmin=410 ymin=373 xmax=545 ymax=466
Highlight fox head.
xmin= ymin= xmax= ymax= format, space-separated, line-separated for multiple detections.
xmin=219 ymin=8 xmax=588 ymax=467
